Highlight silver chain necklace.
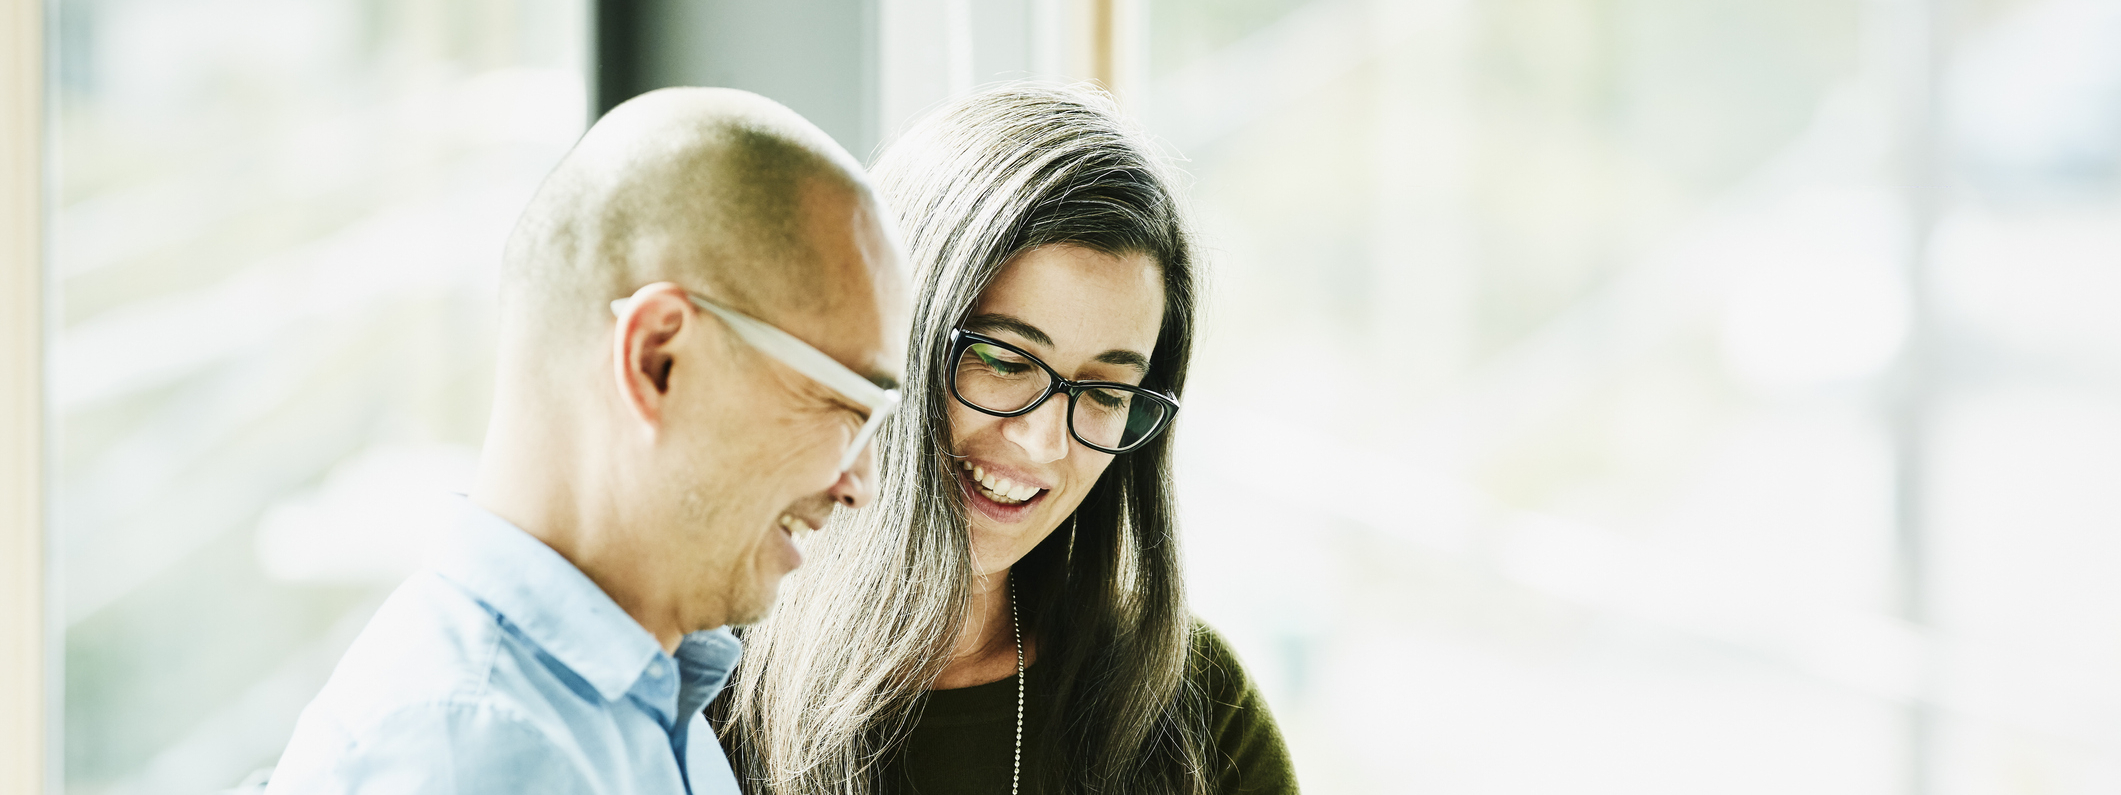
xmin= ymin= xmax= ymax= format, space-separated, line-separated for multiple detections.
xmin=1009 ymin=578 xmax=1024 ymax=795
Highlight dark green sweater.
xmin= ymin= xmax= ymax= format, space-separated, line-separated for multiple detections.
xmin=881 ymin=622 xmax=1299 ymax=795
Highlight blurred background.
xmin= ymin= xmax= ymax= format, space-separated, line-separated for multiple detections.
xmin=34 ymin=0 xmax=2121 ymax=792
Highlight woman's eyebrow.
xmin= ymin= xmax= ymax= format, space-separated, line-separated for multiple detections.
xmin=963 ymin=313 xmax=1053 ymax=347
xmin=966 ymin=312 xmax=1150 ymax=373
xmin=1094 ymin=349 xmax=1151 ymax=375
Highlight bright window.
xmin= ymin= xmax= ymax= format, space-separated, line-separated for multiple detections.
xmin=1151 ymin=0 xmax=2121 ymax=792
xmin=44 ymin=1 xmax=2121 ymax=792
xmin=52 ymin=1 xmax=587 ymax=790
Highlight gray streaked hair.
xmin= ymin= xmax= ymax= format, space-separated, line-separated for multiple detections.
xmin=722 ymin=82 xmax=1209 ymax=795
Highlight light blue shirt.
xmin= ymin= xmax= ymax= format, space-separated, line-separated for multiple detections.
xmin=266 ymin=499 xmax=743 ymax=795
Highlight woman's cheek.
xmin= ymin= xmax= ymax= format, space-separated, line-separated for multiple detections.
xmin=944 ymin=402 xmax=976 ymax=449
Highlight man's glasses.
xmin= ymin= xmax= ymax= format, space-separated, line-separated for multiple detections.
xmin=946 ymin=329 xmax=1178 ymax=454
xmin=611 ymin=292 xmax=901 ymax=472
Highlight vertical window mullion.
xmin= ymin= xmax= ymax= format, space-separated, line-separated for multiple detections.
xmin=1 ymin=0 xmax=48 ymax=790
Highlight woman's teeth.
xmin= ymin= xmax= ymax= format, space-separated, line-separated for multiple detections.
xmin=776 ymin=514 xmax=816 ymax=538
xmin=960 ymin=461 xmax=1042 ymax=504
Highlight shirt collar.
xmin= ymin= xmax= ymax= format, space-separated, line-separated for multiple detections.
xmin=675 ymin=629 xmax=742 ymax=696
xmin=432 ymin=497 xmax=740 ymax=704
xmin=625 ymin=627 xmax=743 ymax=731
xmin=668 ymin=628 xmax=745 ymax=728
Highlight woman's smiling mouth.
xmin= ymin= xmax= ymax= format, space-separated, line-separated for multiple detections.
xmin=958 ymin=460 xmax=1047 ymax=506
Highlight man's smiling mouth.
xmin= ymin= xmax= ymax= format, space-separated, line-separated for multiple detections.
xmin=958 ymin=460 xmax=1047 ymax=505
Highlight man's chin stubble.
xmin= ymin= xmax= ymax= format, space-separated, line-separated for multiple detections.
xmin=721 ymin=588 xmax=778 ymax=627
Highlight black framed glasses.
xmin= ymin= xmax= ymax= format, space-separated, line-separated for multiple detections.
xmin=947 ymin=329 xmax=1179 ymax=454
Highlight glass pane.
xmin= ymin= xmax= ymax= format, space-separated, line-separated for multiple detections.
xmin=1145 ymin=0 xmax=1909 ymax=792
xmin=955 ymin=340 xmax=1052 ymax=412
xmin=51 ymin=0 xmax=588 ymax=791
xmin=1929 ymin=0 xmax=2121 ymax=788
xmin=1149 ymin=0 xmax=2121 ymax=790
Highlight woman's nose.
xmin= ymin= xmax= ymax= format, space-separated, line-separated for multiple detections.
xmin=1002 ymin=396 xmax=1071 ymax=464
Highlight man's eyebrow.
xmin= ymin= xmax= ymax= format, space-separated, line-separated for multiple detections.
xmin=1094 ymin=349 xmax=1151 ymax=375
xmin=962 ymin=313 xmax=1054 ymax=348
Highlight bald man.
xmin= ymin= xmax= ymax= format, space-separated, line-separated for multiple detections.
xmin=264 ymin=88 xmax=909 ymax=795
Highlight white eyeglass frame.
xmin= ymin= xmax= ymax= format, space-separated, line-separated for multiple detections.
xmin=611 ymin=292 xmax=901 ymax=472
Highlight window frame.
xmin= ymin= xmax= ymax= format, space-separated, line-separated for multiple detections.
xmin=1 ymin=0 xmax=47 ymax=791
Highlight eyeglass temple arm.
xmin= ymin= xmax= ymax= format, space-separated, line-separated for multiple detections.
xmin=616 ymin=296 xmax=900 ymax=473
xmin=610 ymin=296 xmax=899 ymax=412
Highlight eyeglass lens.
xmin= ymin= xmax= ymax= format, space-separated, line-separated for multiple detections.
xmin=954 ymin=341 xmax=1168 ymax=451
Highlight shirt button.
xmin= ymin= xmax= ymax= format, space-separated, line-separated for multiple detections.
xmin=648 ymin=662 xmax=667 ymax=678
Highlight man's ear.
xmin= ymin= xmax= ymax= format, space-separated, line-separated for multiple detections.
xmin=613 ymin=282 xmax=695 ymax=432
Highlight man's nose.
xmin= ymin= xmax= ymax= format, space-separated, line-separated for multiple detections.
xmin=827 ymin=439 xmax=878 ymax=510
xmin=1002 ymin=396 xmax=1070 ymax=464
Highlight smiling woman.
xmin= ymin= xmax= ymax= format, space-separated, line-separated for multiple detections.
xmin=943 ymin=245 xmax=1173 ymax=570
xmin=720 ymin=83 xmax=1298 ymax=795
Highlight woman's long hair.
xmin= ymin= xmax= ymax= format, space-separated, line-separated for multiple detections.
xmin=722 ymin=83 xmax=1207 ymax=795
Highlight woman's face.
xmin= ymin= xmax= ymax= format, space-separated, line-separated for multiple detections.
xmin=948 ymin=243 xmax=1166 ymax=576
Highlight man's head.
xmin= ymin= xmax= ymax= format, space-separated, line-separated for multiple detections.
xmin=479 ymin=88 xmax=909 ymax=638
